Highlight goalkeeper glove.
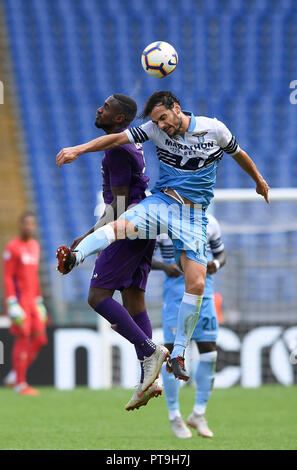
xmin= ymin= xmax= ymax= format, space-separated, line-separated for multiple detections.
xmin=7 ymin=297 xmax=25 ymax=325
xmin=35 ymin=297 xmax=48 ymax=322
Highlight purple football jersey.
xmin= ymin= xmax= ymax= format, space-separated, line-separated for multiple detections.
xmin=101 ymin=130 xmax=149 ymax=206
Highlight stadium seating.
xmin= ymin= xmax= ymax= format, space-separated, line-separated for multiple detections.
xmin=3 ymin=0 xmax=297 ymax=301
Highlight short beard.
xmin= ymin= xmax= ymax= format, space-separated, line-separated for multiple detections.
xmin=95 ymin=120 xmax=112 ymax=132
xmin=171 ymin=117 xmax=183 ymax=137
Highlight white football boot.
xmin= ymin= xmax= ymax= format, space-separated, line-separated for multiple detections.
xmin=3 ymin=370 xmax=16 ymax=387
xmin=170 ymin=416 xmax=192 ymax=439
xmin=187 ymin=412 xmax=214 ymax=438
xmin=125 ymin=380 xmax=163 ymax=411
xmin=141 ymin=345 xmax=169 ymax=394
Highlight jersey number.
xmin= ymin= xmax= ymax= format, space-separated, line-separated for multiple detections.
xmin=202 ymin=317 xmax=217 ymax=331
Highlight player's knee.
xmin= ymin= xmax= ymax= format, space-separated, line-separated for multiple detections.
xmin=88 ymin=290 xmax=98 ymax=309
xmin=88 ymin=289 xmax=110 ymax=309
xmin=128 ymin=301 xmax=146 ymax=317
xmin=186 ymin=278 xmax=205 ymax=296
xmin=121 ymin=288 xmax=146 ymax=316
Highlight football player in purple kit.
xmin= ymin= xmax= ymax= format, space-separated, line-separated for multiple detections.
xmin=59 ymin=94 xmax=168 ymax=410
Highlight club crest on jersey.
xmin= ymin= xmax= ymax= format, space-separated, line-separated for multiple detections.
xmin=192 ymin=130 xmax=209 ymax=143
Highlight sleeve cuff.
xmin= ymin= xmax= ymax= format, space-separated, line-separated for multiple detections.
xmin=124 ymin=129 xmax=134 ymax=143
xmin=213 ymin=259 xmax=221 ymax=270
xmin=229 ymin=145 xmax=241 ymax=156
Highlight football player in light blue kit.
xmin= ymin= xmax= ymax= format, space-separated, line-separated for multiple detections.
xmin=56 ymin=91 xmax=270 ymax=396
xmin=152 ymin=214 xmax=226 ymax=438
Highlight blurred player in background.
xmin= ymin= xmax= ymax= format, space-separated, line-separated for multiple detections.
xmin=63 ymin=95 xmax=166 ymax=409
xmin=152 ymin=213 xmax=226 ymax=439
xmin=56 ymin=90 xmax=269 ymax=385
xmin=3 ymin=212 xmax=48 ymax=395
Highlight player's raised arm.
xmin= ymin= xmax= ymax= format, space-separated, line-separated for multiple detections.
xmin=231 ymin=149 xmax=270 ymax=203
xmin=56 ymin=131 xmax=130 ymax=167
xmin=216 ymin=119 xmax=270 ymax=204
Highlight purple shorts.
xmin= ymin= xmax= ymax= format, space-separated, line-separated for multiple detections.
xmin=90 ymin=238 xmax=156 ymax=292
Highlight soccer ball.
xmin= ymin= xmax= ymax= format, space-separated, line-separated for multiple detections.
xmin=141 ymin=41 xmax=178 ymax=78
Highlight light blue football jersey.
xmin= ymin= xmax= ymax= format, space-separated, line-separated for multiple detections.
xmin=125 ymin=113 xmax=240 ymax=207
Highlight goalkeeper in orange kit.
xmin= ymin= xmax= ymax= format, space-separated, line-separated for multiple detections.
xmin=2 ymin=212 xmax=48 ymax=395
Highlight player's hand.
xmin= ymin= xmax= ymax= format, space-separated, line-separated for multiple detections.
xmin=35 ymin=297 xmax=48 ymax=322
xmin=207 ymin=261 xmax=218 ymax=275
xmin=7 ymin=297 xmax=25 ymax=325
xmin=164 ymin=263 xmax=183 ymax=277
xmin=56 ymin=147 xmax=80 ymax=167
xmin=256 ymin=178 xmax=270 ymax=203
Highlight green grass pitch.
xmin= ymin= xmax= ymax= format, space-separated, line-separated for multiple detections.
xmin=1 ymin=385 xmax=296 ymax=450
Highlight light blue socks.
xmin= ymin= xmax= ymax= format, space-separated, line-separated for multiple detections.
xmin=161 ymin=363 xmax=181 ymax=419
xmin=75 ymin=225 xmax=116 ymax=263
xmin=171 ymin=292 xmax=203 ymax=358
xmin=194 ymin=351 xmax=217 ymax=415
xmin=162 ymin=351 xmax=217 ymax=418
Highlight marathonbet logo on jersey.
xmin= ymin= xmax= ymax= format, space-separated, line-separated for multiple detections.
xmin=165 ymin=138 xmax=215 ymax=153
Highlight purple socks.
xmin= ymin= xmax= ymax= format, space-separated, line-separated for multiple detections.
xmin=132 ymin=310 xmax=153 ymax=383
xmin=95 ymin=299 xmax=155 ymax=361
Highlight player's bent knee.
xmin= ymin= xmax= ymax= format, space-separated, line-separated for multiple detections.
xmin=88 ymin=290 xmax=99 ymax=310
xmin=88 ymin=288 xmax=111 ymax=309
xmin=186 ymin=279 xmax=205 ymax=296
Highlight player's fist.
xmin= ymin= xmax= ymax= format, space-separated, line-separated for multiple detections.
xmin=7 ymin=297 xmax=25 ymax=325
xmin=256 ymin=178 xmax=270 ymax=203
xmin=35 ymin=297 xmax=48 ymax=322
xmin=207 ymin=260 xmax=219 ymax=274
xmin=56 ymin=147 xmax=80 ymax=167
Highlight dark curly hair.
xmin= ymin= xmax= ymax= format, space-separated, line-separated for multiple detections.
xmin=139 ymin=91 xmax=180 ymax=119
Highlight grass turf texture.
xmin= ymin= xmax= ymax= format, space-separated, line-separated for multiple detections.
xmin=1 ymin=385 xmax=296 ymax=450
